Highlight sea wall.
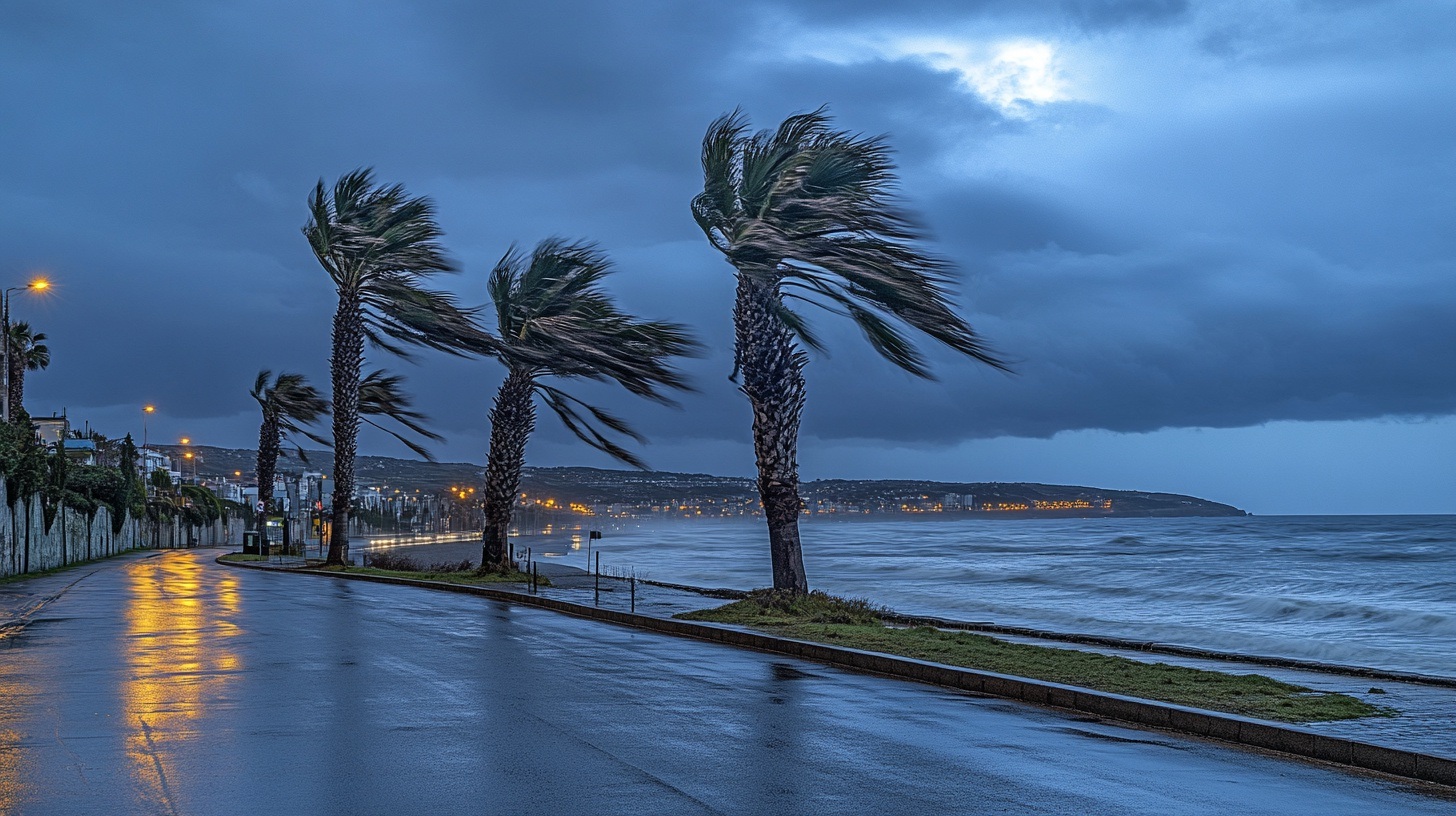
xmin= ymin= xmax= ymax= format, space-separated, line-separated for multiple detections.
xmin=0 ymin=481 xmax=244 ymax=578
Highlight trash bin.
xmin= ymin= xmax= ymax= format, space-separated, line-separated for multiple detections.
xmin=242 ymin=531 xmax=263 ymax=555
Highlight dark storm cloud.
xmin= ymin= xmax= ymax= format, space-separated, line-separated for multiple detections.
xmin=2 ymin=0 xmax=1453 ymax=466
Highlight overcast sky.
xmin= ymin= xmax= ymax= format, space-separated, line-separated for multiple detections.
xmin=3 ymin=0 xmax=1453 ymax=514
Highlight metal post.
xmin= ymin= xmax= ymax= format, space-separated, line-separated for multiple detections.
xmin=594 ymin=551 xmax=600 ymax=606
xmin=2 ymin=288 xmax=11 ymax=423
xmin=531 ymin=562 xmax=538 ymax=594
xmin=630 ymin=576 xmax=636 ymax=613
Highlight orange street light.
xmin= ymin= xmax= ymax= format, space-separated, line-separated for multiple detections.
xmin=141 ymin=405 xmax=156 ymax=450
xmin=3 ymin=277 xmax=55 ymax=422
xmin=180 ymin=437 xmax=191 ymax=445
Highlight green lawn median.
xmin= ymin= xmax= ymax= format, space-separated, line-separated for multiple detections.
xmin=677 ymin=591 xmax=1393 ymax=724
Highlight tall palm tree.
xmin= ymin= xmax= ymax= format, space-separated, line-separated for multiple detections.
xmin=691 ymin=109 xmax=1008 ymax=593
xmin=250 ymin=369 xmax=444 ymax=528
xmin=477 ymin=239 xmax=696 ymax=573
xmin=7 ymin=322 xmax=49 ymax=420
xmin=304 ymin=169 xmax=486 ymax=566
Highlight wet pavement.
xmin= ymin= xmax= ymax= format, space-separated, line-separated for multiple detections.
xmin=1 ymin=550 xmax=1453 ymax=815
xmin=368 ymin=539 xmax=1456 ymax=760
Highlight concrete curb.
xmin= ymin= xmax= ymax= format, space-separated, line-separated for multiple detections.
xmin=218 ymin=557 xmax=1456 ymax=790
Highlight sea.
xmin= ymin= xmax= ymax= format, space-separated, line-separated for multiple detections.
xmin=519 ymin=514 xmax=1456 ymax=678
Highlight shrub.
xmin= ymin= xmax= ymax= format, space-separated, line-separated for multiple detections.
xmin=362 ymin=551 xmax=422 ymax=571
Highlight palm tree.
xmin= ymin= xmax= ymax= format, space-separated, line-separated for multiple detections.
xmin=477 ymin=239 xmax=696 ymax=572
xmin=250 ymin=368 xmax=443 ymax=526
xmin=691 ymin=109 xmax=1008 ymax=593
xmin=249 ymin=371 xmax=329 ymax=519
xmin=304 ymin=169 xmax=487 ymax=566
xmin=7 ymin=322 xmax=49 ymax=420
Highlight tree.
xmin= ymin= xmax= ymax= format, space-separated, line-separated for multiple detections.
xmin=477 ymin=239 xmax=696 ymax=572
xmin=691 ymin=109 xmax=1007 ymax=593
xmin=7 ymin=322 xmax=49 ymax=420
xmin=250 ymin=368 xmax=442 ymax=526
xmin=249 ymin=371 xmax=329 ymax=520
xmin=304 ymin=169 xmax=486 ymax=566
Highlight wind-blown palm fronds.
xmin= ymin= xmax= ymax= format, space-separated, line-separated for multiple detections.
xmin=250 ymin=371 xmax=329 ymax=519
xmin=476 ymin=238 xmax=697 ymax=572
xmin=304 ymin=168 xmax=488 ymax=565
xmin=691 ymin=109 xmax=1008 ymax=593
xmin=250 ymin=369 xmax=444 ymax=524
xmin=7 ymin=322 xmax=49 ymax=420
xmin=359 ymin=369 xmax=444 ymax=461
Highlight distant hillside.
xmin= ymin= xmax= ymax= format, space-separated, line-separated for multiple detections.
xmin=170 ymin=445 xmax=1245 ymax=517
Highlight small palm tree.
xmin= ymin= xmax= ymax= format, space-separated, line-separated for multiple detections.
xmin=250 ymin=369 xmax=443 ymax=522
xmin=7 ymin=322 xmax=49 ymax=420
xmin=477 ymin=239 xmax=696 ymax=572
xmin=691 ymin=109 xmax=1008 ymax=593
xmin=249 ymin=371 xmax=329 ymax=519
xmin=304 ymin=169 xmax=487 ymax=565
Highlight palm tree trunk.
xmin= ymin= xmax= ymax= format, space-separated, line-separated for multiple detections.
xmin=734 ymin=274 xmax=810 ymax=593
xmin=326 ymin=296 xmax=364 ymax=566
xmin=481 ymin=368 xmax=536 ymax=573
xmin=8 ymin=358 xmax=22 ymax=422
xmin=255 ymin=413 xmax=279 ymax=530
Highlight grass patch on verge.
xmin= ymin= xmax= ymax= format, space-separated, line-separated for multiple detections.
xmin=679 ymin=592 xmax=1391 ymax=724
xmin=678 ymin=589 xmax=887 ymax=626
xmin=218 ymin=553 xmax=270 ymax=563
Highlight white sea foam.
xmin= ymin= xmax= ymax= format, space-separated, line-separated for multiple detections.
xmin=536 ymin=514 xmax=1456 ymax=676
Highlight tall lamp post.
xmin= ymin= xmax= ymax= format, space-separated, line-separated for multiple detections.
xmin=3 ymin=277 xmax=51 ymax=422
xmin=142 ymin=405 xmax=155 ymax=451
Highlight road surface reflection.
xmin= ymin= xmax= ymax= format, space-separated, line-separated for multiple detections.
xmin=122 ymin=556 xmax=242 ymax=814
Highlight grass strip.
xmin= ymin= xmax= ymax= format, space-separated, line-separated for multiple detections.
xmin=678 ymin=591 xmax=1392 ymax=724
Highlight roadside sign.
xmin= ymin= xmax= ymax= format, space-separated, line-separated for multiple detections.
xmin=255 ymin=501 xmax=265 ymax=513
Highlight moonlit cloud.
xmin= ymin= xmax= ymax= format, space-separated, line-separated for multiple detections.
xmin=887 ymin=38 xmax=1071 ymax=115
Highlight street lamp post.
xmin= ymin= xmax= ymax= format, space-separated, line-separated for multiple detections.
xmin=3 ymin=278 xmax=50 ymax=423
xmin=142 ymin=405 xmax=155 ymax=451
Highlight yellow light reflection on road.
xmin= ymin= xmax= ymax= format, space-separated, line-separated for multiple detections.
xmin=122 ymin=556 xmax=242 ymax=813
xmin=0 ymin=651 xmax=36 ymax=812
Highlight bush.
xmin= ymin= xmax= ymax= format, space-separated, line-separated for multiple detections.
xmin=362 ymin=551 xmax=422 ymax=571
xmin=361 ymin=551 xmax=476 ymax=573
xmin=427 ymin=559 xmax=474 ymax=573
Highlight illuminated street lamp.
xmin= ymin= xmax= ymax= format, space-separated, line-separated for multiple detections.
xmin=141 ymin=405 xmax=156 ymax=452
xmin=3 ymin=277 xmax=51 ymax=422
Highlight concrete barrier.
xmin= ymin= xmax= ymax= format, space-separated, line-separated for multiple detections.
xmin=218 ymin=558 xmax=1456 ymax=790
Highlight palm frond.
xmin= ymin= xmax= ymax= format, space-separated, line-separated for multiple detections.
xmin=536 ymin=383 xmax=647 ymax=470
xmin=359 ymin=369 xmax=443 ymax=461
xmin=693 ymin=109 xmax=1010 ymax=377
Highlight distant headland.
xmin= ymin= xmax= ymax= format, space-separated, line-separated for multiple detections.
xmin=169 ymin=445 xmax=1247 ymax=519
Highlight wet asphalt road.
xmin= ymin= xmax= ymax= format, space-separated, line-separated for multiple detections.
xmin=0 ymin=551 xmax=1452 ymax=815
